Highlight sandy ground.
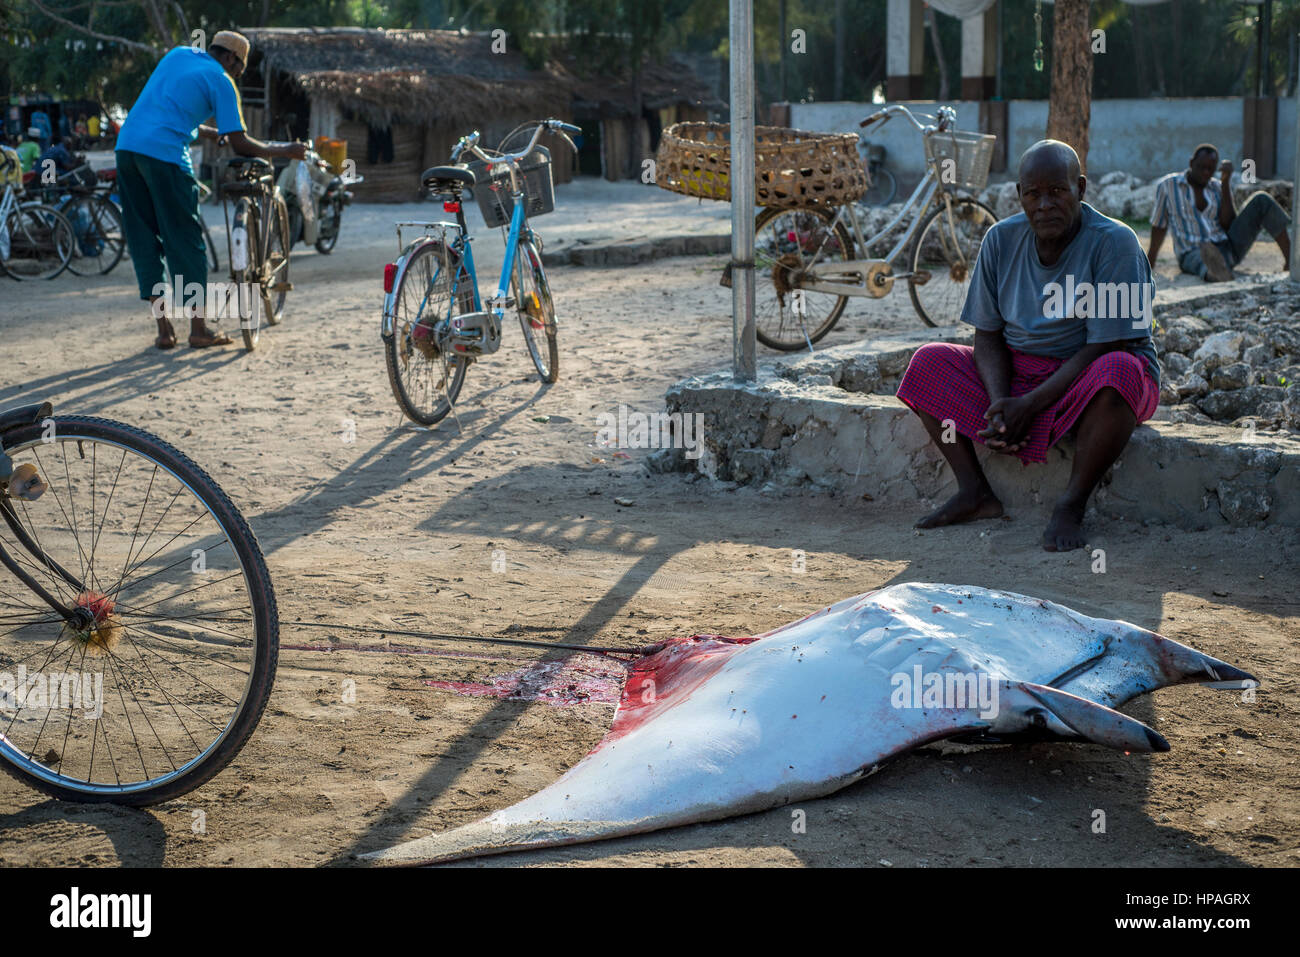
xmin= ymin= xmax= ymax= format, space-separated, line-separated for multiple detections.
xmin=0 ymin=180 xmax=1296 ymax=867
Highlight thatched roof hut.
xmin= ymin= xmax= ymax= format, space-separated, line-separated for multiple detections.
xmin=242 ymin=27 xmax=572 ymax=131
xmin=225 ymin=27 xmax=721 ymax=200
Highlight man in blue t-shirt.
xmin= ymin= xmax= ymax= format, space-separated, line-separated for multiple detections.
xmin=116 ymin=30 xmax=306 ymax=349
xmin=896 ymin=140 xmax=1161 ymax=552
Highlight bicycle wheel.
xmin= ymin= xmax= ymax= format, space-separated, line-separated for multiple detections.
xmin=0 ymin=414 xmax=277 ymax=805
xmin=231 ymin=198 xmax=261 ymax=351
xmin=908 ymin=197 xmax=998 ymax=328
xmin=314 ymin=198 xmax=341 ymax=255
xmin=385 ymin=239 xmax=472 ymax=426
xmin=2 ymin=204 xmax=73 ymax=280
xmin=202 ymin=221 xmax=219 ymax=271
xmin=859 ymin=166 xmax=897 ymax=207
xmin=754 ymin=205 xmax=854 ymax=351
xmin=64 ymin=194 xmax=125 ymax=276
xmin=260 ymin=197 xmax=290 ymax=326
xmin=513 ymin=239 xmax=559 ymax=383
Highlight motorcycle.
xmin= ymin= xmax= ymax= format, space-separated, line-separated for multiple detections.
xmin=276 ymin=146 xmax=360 ymax=255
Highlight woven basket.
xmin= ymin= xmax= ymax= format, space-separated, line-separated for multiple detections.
xmin=655 ymin=122 xmax=869 ymax=209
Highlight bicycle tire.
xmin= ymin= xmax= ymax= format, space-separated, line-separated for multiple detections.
xmin=261 ymin=196 xmax=290 ymax=326
xmin=0 ymin=415 xmax=278 ymax=805
xmin=202 ymin=221 xmax=219 ymax=271
xmin=753 ymin=205 xmax=854 ymax=351
xmin=314 ymin=199 xmax=341 ymax=255
xmin=859 ymin=166 xmax=897 ymax=207
xmin=64 ymin=194 xmax=125 ymax=276
xmin=3 ymin=203 xmax=74 ymax=280
xmin=385 ymin=239 xmax=472 ymax=426
xmin=513 ymin=239 xmax=559 ymax=382
xmin=232 ymin=198 xmax=261 ymax=351
xmin=908 ymin=197 xmax=998 ymax=328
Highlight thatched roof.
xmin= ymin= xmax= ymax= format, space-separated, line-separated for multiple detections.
xmin=239 ymin=27 xmax=720 ymax=127
xmin=565 ymin=53 xmax=724 ymax=115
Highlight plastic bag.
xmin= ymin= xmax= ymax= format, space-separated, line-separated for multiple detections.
xmin=295 ymin=160 xmax=317 ymax=244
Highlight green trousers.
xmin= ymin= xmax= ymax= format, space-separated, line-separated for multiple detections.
xmin=116 ymin=149 xmax=207 ymax=303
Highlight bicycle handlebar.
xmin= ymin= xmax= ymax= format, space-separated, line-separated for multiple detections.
xmin=859 ymin=104 xmax=955 ymax=135
xmin=452 ymin=118 xmax=582 ymax=166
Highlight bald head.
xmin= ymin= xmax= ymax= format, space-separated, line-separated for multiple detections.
xmin=1016 ymin=139 xmax=1087 ymax=243
xmin=1018 ymin=139 xmax=1082 ymax=183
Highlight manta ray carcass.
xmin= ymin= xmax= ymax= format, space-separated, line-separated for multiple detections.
xmin=364 ymin=582 xmax=1257 ymax=865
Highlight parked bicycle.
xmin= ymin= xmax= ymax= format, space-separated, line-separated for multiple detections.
xmin=857 ymin=140 xmax=897 ymax=207
xmin=0 ymin=169 xmax=74 ymax=281
xmin=382 ymin=118 xmax=579 ymax=426
xmin=0 ymin=401 xmax=278 ymax=804
xmin=218 ymin=156 xmax=292 ymax=350
xmin=746 ymin=104 xmax=998 ymax=350
xmin=38 ymin=164 xmax=126 ymax=277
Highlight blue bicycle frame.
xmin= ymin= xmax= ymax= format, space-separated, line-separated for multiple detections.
xmin=383 ymin=181 xmax=531 ymax=352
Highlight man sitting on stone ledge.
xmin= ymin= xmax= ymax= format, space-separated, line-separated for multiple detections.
xmin=1146 ymin=143 xmax=1291 ymax=281
xmin=895 ymin=140 xmax=1161 ymax=552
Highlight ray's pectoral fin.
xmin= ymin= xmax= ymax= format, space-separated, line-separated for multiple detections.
xmin=1010 ymin=682 xmax=1170 ymax=753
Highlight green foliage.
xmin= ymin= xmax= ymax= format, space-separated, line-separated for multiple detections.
xmin=4 ymin=0 xmax=1286 ymax=110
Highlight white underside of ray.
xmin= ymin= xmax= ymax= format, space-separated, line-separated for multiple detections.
xmin=363 ymin=583 xmax=1254 ymax=865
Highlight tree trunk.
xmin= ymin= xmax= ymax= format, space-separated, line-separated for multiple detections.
xmin=926 ymin=6 xmax=949 ymax=101
xmin=1045 ymin=0 xmax=1092 ymax=172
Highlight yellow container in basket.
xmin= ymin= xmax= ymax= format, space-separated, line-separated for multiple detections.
xmin=314 ymin=137 xmax=348 ymax=175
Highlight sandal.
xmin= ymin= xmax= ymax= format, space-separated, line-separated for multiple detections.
xmin=188 ymin=329 xmax=234 ymax=348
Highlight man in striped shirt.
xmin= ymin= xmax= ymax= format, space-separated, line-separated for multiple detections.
xmin=1147 ymin=143 xmax=1290 ymax=281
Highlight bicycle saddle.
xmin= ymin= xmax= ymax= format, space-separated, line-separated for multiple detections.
xmin=421 ymin=165 xmax=475 ymax=190
xmin=227 ymin=156 xmax=272 ymax=170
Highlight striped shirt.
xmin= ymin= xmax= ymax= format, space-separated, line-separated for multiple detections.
xmin=1150 ymin=172 xmax=1229 ymax=258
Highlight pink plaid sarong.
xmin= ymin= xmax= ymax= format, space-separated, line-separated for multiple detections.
xmin=895 ymin=343 xmax=1159 ymax=465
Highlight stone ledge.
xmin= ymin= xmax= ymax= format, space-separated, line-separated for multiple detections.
xmin=541 ymin=233 xmax=729 ymax=268
xmin=663 ymin=369 xmax=1300 ymax=528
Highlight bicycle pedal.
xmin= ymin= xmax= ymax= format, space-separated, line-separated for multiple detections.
xmin=486 ymin=296 xmax=516 ymax=310
xmin=269 ymin=281 xmax=294 ymax=292
xmin=719 ymin=262 xmax=733 ymax=288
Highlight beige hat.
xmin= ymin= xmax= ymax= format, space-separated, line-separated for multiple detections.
xmin=211 ymin=30 xmax=250 ymax=65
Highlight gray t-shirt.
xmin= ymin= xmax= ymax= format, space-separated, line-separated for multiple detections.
xmin=961 ymin=203 xmax=1160 ymax=384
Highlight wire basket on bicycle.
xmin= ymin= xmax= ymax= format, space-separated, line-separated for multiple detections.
xmin=465 ymin=146 xmax=555 ymax=228
xmin=924 ymin=130 xmax=996 ymax=193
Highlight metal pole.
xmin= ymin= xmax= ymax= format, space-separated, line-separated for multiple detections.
xmin=1291 ymin=79 xmax=1300 ymax=281
xmin=779 ymin=0 xmax=787 ymax=102
xmin=730 ymin=0 xmax=756 ymax=381
xmin=1263 ymin=0 xmax=1274 ymax=96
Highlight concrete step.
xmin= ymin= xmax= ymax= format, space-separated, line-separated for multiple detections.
xmin=541 ymin=232 xmax=729 ymax=268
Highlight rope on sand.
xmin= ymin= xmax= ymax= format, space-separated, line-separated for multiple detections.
xmin=286 ymin=618 xmax=665 ymax=659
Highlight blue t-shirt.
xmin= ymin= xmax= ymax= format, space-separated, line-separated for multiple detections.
xmin=961 ymin=203 xmax=1160 ymax=384
xmin=117 ymin=46 xmax=245 ymax=174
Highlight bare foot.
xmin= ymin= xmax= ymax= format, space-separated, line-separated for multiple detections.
xmin=1200 ymin=242 xmax=1234 ymax=283
xmin=915 ymin=487 xmax=1004 ymax=529
xmin=1042 ymin=503 xmax=1087 ymax=552
xmin=155 ymin=317 xmax=176 ymax=350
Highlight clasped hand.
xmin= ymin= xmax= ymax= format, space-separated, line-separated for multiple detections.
xmin=978 ymin=395 xmax=1037 ymax=453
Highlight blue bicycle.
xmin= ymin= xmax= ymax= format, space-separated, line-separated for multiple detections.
xmin=381 ymin=119 xmax=579 ymax=426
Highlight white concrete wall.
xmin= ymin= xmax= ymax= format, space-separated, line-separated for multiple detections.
xmin=792 ymin=98 xmax=1298 ymax=187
